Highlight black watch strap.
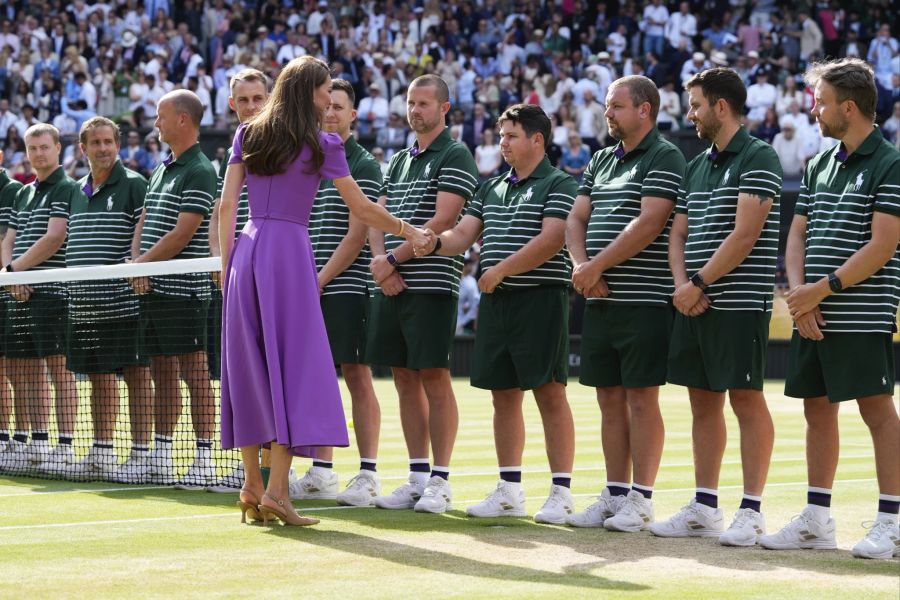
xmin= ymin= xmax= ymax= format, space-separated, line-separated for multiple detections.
xmin=828 ymin=272 xmax=843 ymax=292
xmin=690 ymin=272 xmax=707 ymax=291
xmin=4 ymin=262 xmax=13 ymax=272
xmin=428 ymin=237 xmax=443 ymax=256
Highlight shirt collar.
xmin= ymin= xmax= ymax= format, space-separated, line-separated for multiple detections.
xmin=707 ymin=126 xmax=750 ymax=162
xmin=81 ymin=160 xmax=126 ymax=198
xmin=165 ymin=143 xmax=202 ymax=168
xmin=35 ymin=166 xmax=65 ymax=191
xmin=409 ymin=127 xmax=451 ymax=157
xmin=834 ymin=127 xmax=883 ymax=163
xmin=505 ymin=156 xmax=553 ymax=183
xmin=613 ymin=128 xmax=659 ymax=161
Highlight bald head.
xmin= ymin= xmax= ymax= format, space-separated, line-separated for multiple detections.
xmin=160 ymin=90 xmax=204 ymax=129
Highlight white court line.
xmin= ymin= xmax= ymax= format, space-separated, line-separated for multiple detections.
xmin=0 ymin=453 xmax=875 ymax=496
xmin=0 ymin=478 xmax=877 ymax=532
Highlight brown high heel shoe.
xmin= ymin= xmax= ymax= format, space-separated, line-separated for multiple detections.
xmin=258 ymin=493 xmax=320 ymax=526
xmin=237 ymin=489 xmax=264 ymax=524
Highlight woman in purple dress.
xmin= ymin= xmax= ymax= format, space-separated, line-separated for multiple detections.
xmin=218 ymin=56 xmax=430 ymax=526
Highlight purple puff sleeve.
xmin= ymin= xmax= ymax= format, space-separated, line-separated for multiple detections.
xmin=229 ymin=123 xmax=247 ymax=164
xmin=318 ymin=131 xmax=351 ymax=179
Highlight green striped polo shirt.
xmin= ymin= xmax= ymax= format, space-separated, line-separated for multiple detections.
xmin=309 ymin=136 xmax=382 ymax=296
xmin=676 ymin=127 xmax=782 ymax=312
xmin=0 ymin=170 xmax=23 ymax=236
xmin=10 ymin=166 xmax=82 ymax=297
xmin=467 ymin=156 xmax=577 ymax=289
xmin=381 ymin=127 xmax=479 ymax=297
xmin=68 ymin=160 xmax=146 ymax=322
xmin=579 ymin=129 xmax=686 ymax=306
xmin=796 ymin=128 xmax=900 ymax=334
xmin=216 ymin=147 xmax=250 ymax=238
xmin=140 ymin=143 xmax=216 ymax=299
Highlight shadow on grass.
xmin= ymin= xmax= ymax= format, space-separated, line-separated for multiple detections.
xmin=260 ymin=524 xmax=648 ymax=593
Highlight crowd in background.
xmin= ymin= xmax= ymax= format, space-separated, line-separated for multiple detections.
xmin=0 ymin=0 xmax=898 ymax=185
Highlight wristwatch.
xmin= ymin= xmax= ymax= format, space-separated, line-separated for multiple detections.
xmin=386 ymin=251 xmax=398 ymax=266
xmin=4 ymin=262 xmax=13 ymax=272
xmin=428 ymin=238 xmax=443 ymax=255
xmin=690 ymin=272 xmax=708 ymax=291
xmin=827 ymin=272 xmax=843 ymax=293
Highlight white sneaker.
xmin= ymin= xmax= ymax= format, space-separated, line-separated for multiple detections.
xmin=759 ymin=508 xmax=837 ymax=550
xmin=648 ymin=499 xmax=725 ymax=538
xmin=336 ymin=471 xmax=381 ymax=507
xmin=206 ymin=462 xmax=244 ymax=493
xmin=566 ymin=488 xmax=625 ymax=528
xmin=720 ymin=508 xmax=766 ymax=547
xmin=147 ymin=445 xmax=176 ymax=484
xmin=534 ymin=484 xmax=575 ymax=525
xmin=851 ymin=520 xmax=899 ymax=559
xmin=174 ymin=456 xmax=216 ymax=490
xmin=24 ymin=439 xmax=51 ymax=470
xmin=289 ymin=467 xmax=339 ymax=500
xmin=374 ymin=474 xmax=425 ymax=510
xmin=0 ymin=439 xmax=28 ymax=474
xmin=414 ymin=476 xmax=453 ymax=513
xmin=72 ymin=445 xmax=118 ymax=480
xmin=38 ymin=444 xmax=75 ymax=475
xmin=111 ymin=450 xmax=152 ymax=484
xmin=605 ymin=490 xmax=654 ymax=532
xmin=466 ymin=481 xmax=527 ymax=518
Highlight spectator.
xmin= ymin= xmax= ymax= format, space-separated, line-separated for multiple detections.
xmin=357 ymin=83 xmax=389 ymax=135
xmin=681 ymin=52 xmax=709 ymax=87
xmin=658 ymin=81 xmax=682 ymax=131
xmin=751 ymin=107 xmax=781 ymax=144
xmin=867 ymin=24 xmax=899 ymax=89
xmin=375 ymin=113 xmax=408 ymax=160
xmin=465 ymin=103 xmax=495 ymax=152
xmin=883 ymin=101 xmax=900 ymax=145
xmin=474 ymin=129 xmax=503 ymax=181
xmin=794 ymin=9 xmax=824 ymax=64
xmin=456 ymin=256 xmax=480 ymax=335
xmin=666 ymin=2 xmax=697 ymax=51
xmin=575 ymin=89 xmax=607 ymax=154
xmin=746 ymin=71 xmax=778 ymax=125
xmin=776 ymin=76 xmax=806 ymax=115
xmin=771 ymin=121 xmax=806 ymax=177
xmin=641 ymin=0 xmax=669 ymax=57
xmin=119 ymin=130 xmax=153 ymax=177
xmin=559 ymin=132 xmax=591 ymax=182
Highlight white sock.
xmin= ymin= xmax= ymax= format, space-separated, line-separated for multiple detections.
xmin=805 ymin=504 xmax=831 ymax=524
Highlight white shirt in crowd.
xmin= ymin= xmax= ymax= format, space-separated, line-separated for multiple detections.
xmin=746 ymin=81 xmax=777 ymax=122
xmin=642 ymin=4 xmax=669 ymax=37
xmin=772 ymin=128 xmax=806 ymax=177
xmin=666 ymin=9 xmax=697 ymax=49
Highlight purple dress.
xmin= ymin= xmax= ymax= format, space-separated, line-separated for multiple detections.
xmin=220 ymin=126 xmax=350 ymax=457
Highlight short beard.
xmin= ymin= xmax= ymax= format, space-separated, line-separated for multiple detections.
xmin=819 ymin=115 xmax=848 ymax=140
xmin=696 ymin=115 xmax=721 ymax=143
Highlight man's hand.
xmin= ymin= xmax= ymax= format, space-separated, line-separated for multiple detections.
xmin=572 ymin=260 xmax=602 ymax=295
xmin=414 ymin=228 xmax=437 ymax=256
xmin=673 ymin=281 xmax=709 ymax=316
xmin=584 ymin=277 xmax=609 ymax=298
xmin=8 ymin=284 xmax=32 ymax=302
xmin=317 ymin=272 xmax=327 ymax=296
xmin=478 ymin=265 xmax=506 ymax=294
xmin=130 ymin=276 xmax=151 ymax=295
xmin=794 ymin=306 xmax=826 ymax=341
xmin=211 ymin=271 xmax=222 ymax=289
xmin=370 ymin=254 xmax=395 ymax=285
xmin=379 ymin=271 xmax=407 ymax=296
xmin=786 ymin=282 xmax=829 ymax=319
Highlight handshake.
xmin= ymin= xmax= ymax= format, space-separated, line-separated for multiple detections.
xmin=369 ymin=227 xmax=441 ymax=296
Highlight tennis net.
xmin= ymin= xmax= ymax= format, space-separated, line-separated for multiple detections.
xmin=0 ymin=257 xmax=242 ymax=490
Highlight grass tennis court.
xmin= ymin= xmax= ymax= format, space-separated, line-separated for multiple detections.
xmin=2 ymin=379 xmax=898 ymax=599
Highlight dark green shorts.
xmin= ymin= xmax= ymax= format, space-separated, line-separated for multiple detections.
xmin=667 ymin=309 xmax=770 ymax=392
xmin=5 ymin=294 xmax=68 ymax=359
xmin=471 ymin=286 xmax=568 ymax=390
xmin=141 ymin=294 xmax=209 ymax=357
xmin=785 ymin=331 xmax=895 ymax=402
xmin=322 ymin=293 xmax=369 ymax=365
xmin=580 ymin=302 xmax=673 ymax=388
xmin=366 ymin=292 xmax=457 ymax=370
xmin=67 ymin=317 xmax=147 ymax=374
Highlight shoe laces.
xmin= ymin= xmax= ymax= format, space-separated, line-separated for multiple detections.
xmin=345 ymin=473 xmax=374 ymax=491
xmin=861 ymin=520 xmax=897 ymax=541
xmin=729 ymin=508 xmax=759 ymax=529
xmin=391 ymin=481 xmax=419 ymax=497
xmin=618 ymin=494 xmax=647 ymax=517
xmin=424 ymin=478 xmax=448 ymax=495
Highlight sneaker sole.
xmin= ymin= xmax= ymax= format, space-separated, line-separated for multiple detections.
xmin=337 ymin=497 xmax=377 ymax=507
xmin=374 ymin=501 xmax=417 ymax=509
xmin=466 ymin=510 xmax=528 ymax=518
xmin=289 ymin=491 xmax=339 ymax=500
xmin=534 ymin=515 xmax=570 ymax=525
xmin=566 ymin=520 xmax=607 ymax=528
xmin=206 ymin=486 xmax=240 ymax=493
xmin=851 ymin=548 xmax=895 ymax=559
xmin=719 ymin=535 xmax=761 ymax=547
xmin=174 ymin=483 xmax=210 ymax=491
xmin=604 ymin=520 xmax=649 ymax=533
xmin=649 ymin=528 xmax=723 ymax=538
xmin=759 ymin=539 xmax=837 ymax=550
xmin=414 ymin=503 xmax=451 ymax=514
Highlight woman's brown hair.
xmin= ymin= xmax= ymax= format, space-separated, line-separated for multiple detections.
xmin=242 ymin=56 xmax=330 ymax=176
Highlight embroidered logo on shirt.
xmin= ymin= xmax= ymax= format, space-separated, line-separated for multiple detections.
xmin=722 ymin=167 xmax=731 ymax=184
xmin=106 ymin=194 xmax=115 ymax=211
xmin=852 ymin=171 xmax=866 ymax=192
xmin=423 ymin=162 xmax=432 ymax=178
xmin=627 ymin=165 xmax=638 ymax=181
xmin=520 ymin=186 xmax=534 ymax=203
